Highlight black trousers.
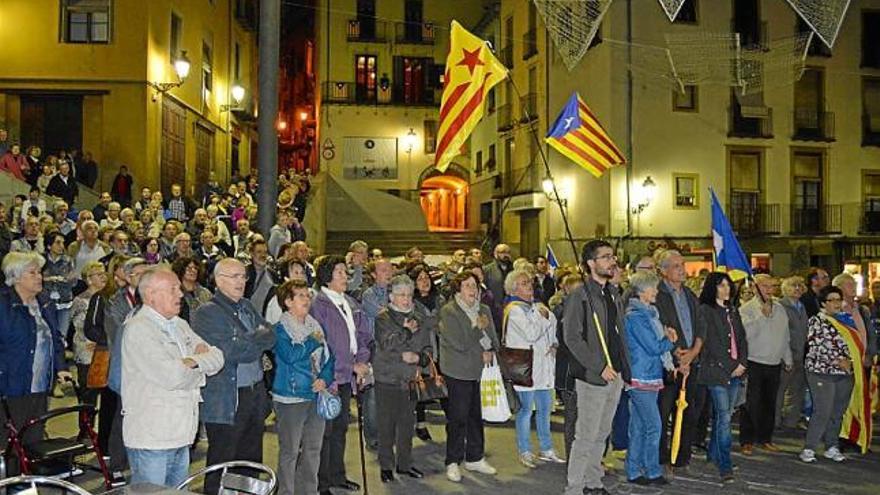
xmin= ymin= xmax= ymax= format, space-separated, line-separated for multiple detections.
xmin=658 ymin=371 xmax=706 ymax=466
xmin=318 ymin=383 xmax=352 ymax=491
xmin=205 ymin=383 xmax=269 ymax=495
xmin=739 ymin=361 xmax=782 ymax=446
xmin=444 ymin=377 xmax=484 ymax=466
xmin=376 ymin=383 xmax=416 ymax=471
xmin=561 ymin=389 xmax=578 ymax=460
xmin=107 ymin=389 xmax=127 ymax=472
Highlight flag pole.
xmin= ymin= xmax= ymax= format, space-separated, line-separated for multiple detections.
xmin=504 ymin=74 xmax=582 ymax=266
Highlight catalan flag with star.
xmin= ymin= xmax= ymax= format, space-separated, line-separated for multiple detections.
xmin=545 ymin=92 xmax=626 ymax=177
xmin=435 ymin=20 xmax=508 ymax=172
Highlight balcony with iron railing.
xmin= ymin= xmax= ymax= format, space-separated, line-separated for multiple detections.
xmin=234 ymin=0 xmax=258 ymax=31
xmin=860 ymin=205 xmax=880 ymax=234
xmin=519 ymin=93 xmax=538 ymax=122
xmin=790 ymin=204 xmax=842 ymax=235
xmin=322 ymin=81 xmax=439 ymax=107
xmin=496 ymin=103 xmax=515 ymax=132
xmin=395 ymin=21 xmax=435 ymax=44
xmin=793 ymin=108 xmax=835 ymax=141
xmin=864 ymin=112 xmax=880 ymax=147
xmin=499 ymin=45 xmax=513 ymax=68
xmin=347 ymin=19 xmax=387 ymax=42
xmin=727 ymin=203 xmax=781 ymax=236
xmin=732 ymin=19 xmax=769 ymax=51
xmin=523 ymin=29 xmax=537 ymax=60
xmin=728 ymin=105 xmax=773 ymax=138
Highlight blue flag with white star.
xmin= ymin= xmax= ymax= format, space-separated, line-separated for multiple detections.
xmin=546 ymin=244 xmax=559 ymax=273
xmin=710 ymin=188 xmax=753 ymax=281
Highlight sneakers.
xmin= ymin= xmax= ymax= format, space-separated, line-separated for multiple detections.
xmin=520 ymin=452 xmax=538 ymax=468
xmin=109 ymin=471 xmax=127 ymax=488
xmin=538 ymin=450 xmax=566 ymax=463
xmin=446 ymin=463 xmax=462 ymax=482
xmin=823 ymin=446 xmax=846 ymax=462
xmin=799 ymin=449 xmax=817 ymax=463
xmin=463 ymin=458 xmax=497 ymax=475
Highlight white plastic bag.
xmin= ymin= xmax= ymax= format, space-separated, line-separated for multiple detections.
xmin=480 ymin=357 xmax=511 ymax=423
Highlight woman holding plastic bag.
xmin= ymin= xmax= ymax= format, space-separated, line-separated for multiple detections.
xmin=439 ymin=272 xmax=500 ymax=483
xmin=271 ymin=279 xmax=335 ymax=495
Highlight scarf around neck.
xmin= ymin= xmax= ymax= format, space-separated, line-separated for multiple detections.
xmin=455 ymin=293 xmax=480 ymax=326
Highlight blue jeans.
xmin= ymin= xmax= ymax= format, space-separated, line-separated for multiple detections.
xmin=707 ymin=378 xmax=740 ymax=475
xmin=611 ymin=389 xmax=630 ymax=451
xmin=625 ymin=389 xmax=662 ymax=481
xmin=515 ymin=389 xmax=553 ymax=454
xmin=127 ymin=446 xmax=190 ymax=487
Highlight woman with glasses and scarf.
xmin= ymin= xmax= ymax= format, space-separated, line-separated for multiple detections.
xmin=373 ymin=274 xmax=433 ymax=483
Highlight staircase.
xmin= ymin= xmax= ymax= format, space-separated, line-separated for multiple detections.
xmin=325 ymin=230 xmax=484 ymax=256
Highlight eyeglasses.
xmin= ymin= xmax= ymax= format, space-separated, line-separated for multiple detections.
xmin=217 ymin=273 xmax=248 ymax=281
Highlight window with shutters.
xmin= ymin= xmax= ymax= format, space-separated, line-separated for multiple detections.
xmin=61 ymin=0 xmax=112 ymax=43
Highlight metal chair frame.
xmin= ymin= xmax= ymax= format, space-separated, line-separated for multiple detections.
xmin=176 ymin=461 xmax=276 ymax=495
xmin=0 ymin=474 xmax=94 ymax=495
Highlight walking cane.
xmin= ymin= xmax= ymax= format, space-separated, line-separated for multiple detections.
xmin=355 ymin=383 xmax=370 ymax=495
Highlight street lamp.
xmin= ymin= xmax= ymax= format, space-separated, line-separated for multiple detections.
xmin=632 ymin=176 xmax=657 ymax=214
xmin=222 ymin=83 xmax=246 ymax=111
xmin=542 ymin=176 xmax=568 ymax=207
xmin=404 ymin=128 xmax=417 ymax=154
xmin=149 ymin=50 xmax=191 ymax=101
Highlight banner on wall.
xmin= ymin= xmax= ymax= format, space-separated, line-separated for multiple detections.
xmin=343 ymin=137 xmax=398 ymax=180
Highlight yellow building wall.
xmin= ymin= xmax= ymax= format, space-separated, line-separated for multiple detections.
xmin=0 ymin=0 xmax=257 ymax=198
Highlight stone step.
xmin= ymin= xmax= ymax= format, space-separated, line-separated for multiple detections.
xmin=325 ymin=230 xmax=485 ymax=256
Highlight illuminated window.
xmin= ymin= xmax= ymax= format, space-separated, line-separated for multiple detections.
xmin=62 ymin=0 xmax=111 ymax=43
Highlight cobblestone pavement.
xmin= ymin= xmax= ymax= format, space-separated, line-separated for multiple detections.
xmin=24 ymin=394 xmax=880 ymax=495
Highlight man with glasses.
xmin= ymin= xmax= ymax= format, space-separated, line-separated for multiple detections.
xmin=801 ymin=267 xmax=830 ymax=318
xmin=192 ymin=258 xmax=276 ymax=495
xmin=777 ymin=275 xmax=810 ymax=430
xmin=564 ymin=240 xmax=630 ymax=495
xmin=654 ymin=249 xmax=706 ymax=472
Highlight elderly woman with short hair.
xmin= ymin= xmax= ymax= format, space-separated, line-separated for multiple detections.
xmin=439 ymin=271 xmax=499 ymax=482
xmin=0 ymin=252 xmax=71 ymax=450
xmin=373 ymin=274 xmax=434 ymax=482
xmin=623 ymin=271 xmax=678 ymax=485
xmin=503 ymin=268 xmax=563 ymax=468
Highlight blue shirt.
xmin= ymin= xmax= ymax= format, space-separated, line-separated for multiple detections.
xmin=28 ymin=302 xmax=54 ymax=393
xmin=232 ymin=300 xmax=264 ymax=387
xmin=664 ymin=280 xmax=694 ymax=347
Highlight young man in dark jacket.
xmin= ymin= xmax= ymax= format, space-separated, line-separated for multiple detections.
xmin=563 ymin=240 xmax=630 ymax=495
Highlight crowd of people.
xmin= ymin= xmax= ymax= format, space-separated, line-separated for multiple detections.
xmin=0 ymin=157 xmax=878 ymax=495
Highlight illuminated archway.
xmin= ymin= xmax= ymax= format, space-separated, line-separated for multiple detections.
xmin=420 ymin=174 xmax=468 ymax=231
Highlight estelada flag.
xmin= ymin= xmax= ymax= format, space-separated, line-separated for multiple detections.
xmin=435 ymin=21 xmax=507 ymax=172
xmin=825 ymin=314 xmax=873 ymax=454
xmin=545 ymin=92 xmax=625 ymax=177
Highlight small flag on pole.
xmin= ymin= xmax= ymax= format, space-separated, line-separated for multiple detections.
xmin=710 ymin=188 xmax=754 ymax=282
xmin=434 ymin=21 xmax=508 ymax=172
xmin=546 ymin=244 xmax=559 ymax=272
xmin=546 ymin=92 xmax=626 ymax=177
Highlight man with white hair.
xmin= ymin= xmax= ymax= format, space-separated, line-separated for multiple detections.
xmin=739 ymin=274 xmax=791 ymax=455
xmin=121 ymin=268 xmax=223 ymax=486
xmin=0 ymin=252 xmax=71 ymax=451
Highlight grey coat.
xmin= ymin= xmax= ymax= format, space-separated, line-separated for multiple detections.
xmin=780 ymin=297 xmax=809 ymax=363
xmin=438 ymin=300 xmax=499 ymax=381
xmin=562 ymin=279 xmax=629 ymax=386
xmin=373 ymin=307 xmax=434 ymax=387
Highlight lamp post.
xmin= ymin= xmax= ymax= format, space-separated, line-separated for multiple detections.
xmin=631 ymin=176 xmax=656 ymax=214
xmin=404 ymin=128 xmax=417 ymax=154
xmin=542 ymin=176 xmax=568 ymax=207
xmin=221 ymin=83 xmax=246 ymax=111
xmin=148 ymin=51 xmax=191 ymax=101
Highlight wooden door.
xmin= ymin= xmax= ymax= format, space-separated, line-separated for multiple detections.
xmin=161 ymin=99 xmax=186 ymax=194
xmin=195 ymin=124 xmax=214 ymax=197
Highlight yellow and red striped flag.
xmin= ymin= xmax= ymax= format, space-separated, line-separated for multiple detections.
xmin=435 ymin=21 xmax=508 ymax=172
xmin=545 ymin=92 xmax=626 ymax=177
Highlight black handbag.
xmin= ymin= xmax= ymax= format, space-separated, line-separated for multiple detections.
xmin=498 ymin=346 xmax=534 ymax=387
xmin=408 ymin=355 xmax=448 ymax=402
xmin=504 ymin=379 xmax=521 ymax=414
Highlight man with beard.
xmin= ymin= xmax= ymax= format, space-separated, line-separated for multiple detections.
xmin=564 ymin=240 xmax=630 ymax=495
xmin=483 ymin=243 xmax=513 ymax=329
xmin=800 ymin=267 xmax=830 ymax=318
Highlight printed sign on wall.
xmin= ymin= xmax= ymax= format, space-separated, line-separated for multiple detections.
xmin=343 ymin=137 xmax=398 ymax=180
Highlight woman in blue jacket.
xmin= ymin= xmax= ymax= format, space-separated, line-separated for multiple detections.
xmin=0 ymin=252 xmax=70 ymax=451
xmin=623 ymin=271 xmax=678 ymax=486
xmin=272 ymin=279 xmax=334 ymax=495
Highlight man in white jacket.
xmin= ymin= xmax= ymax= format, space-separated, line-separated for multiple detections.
xmin=121 ymin=268 xmax=224 ymax=487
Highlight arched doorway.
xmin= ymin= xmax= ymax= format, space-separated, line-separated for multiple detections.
xmin=419 ymin=166 xmax=468 ymax=231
